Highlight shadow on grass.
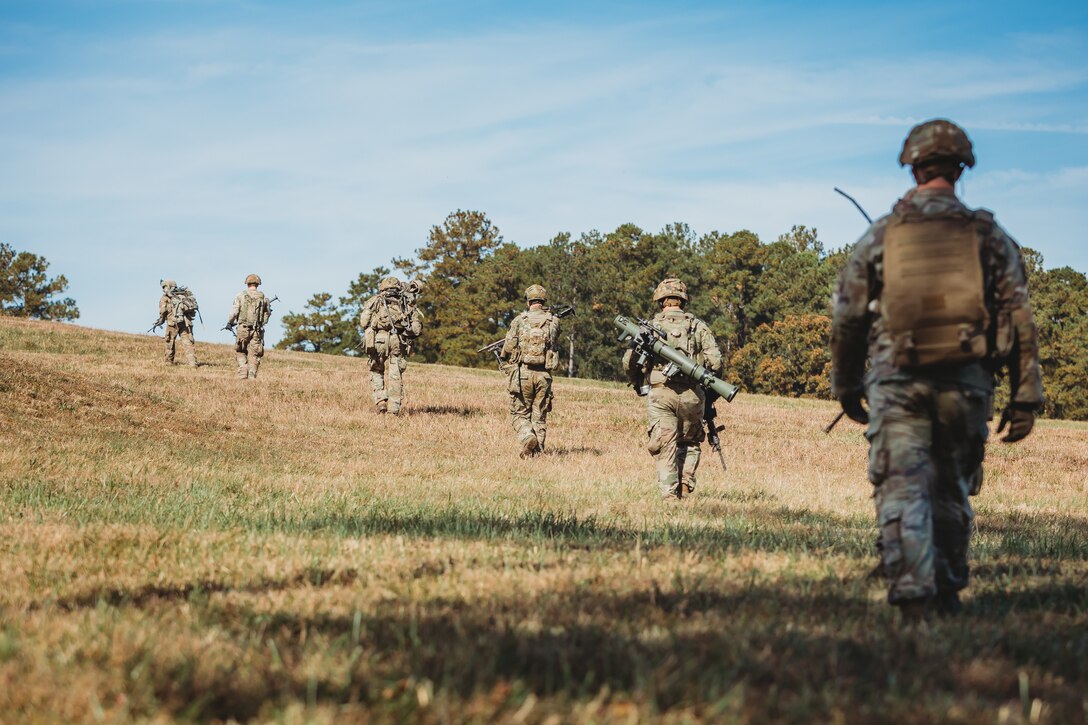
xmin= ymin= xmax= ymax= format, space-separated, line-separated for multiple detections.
xmin=967 ymin=581 xmax=1088 ymax=616
xmin=410 ymin=404 xmax=484 ymax=417
xmin=129 ymin=579 xmax=1088 ymax=722
xmin=37 ymin=566 xmax=361 ymax=613
xmin=12 ymin=478 xmax=1088 ymax=561
xmin=544 ymin=445 xmax=603 ymax=457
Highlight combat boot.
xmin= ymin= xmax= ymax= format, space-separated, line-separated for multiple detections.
xmin=897 ymin=598 xmax=929 ymax=627
xmin=520 ymin=436 xmax=539 ymax=459
xmin=375 ymin=400 xmax=387 ymax=415
xmin=933 ymin=590 xmax=962 ymax=617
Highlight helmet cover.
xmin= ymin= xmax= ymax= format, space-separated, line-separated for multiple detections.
xmin=899 ymin=119 xmax=975 ymax=168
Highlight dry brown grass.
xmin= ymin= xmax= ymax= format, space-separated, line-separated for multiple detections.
xmin=1 ymin=316 xmax=1086 ymax=723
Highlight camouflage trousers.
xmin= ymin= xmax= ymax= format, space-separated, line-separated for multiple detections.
xmin=369 ymin=333 xmax=407 ymax=413
xmin=234 ymin=324 xmax=264 ymax=380
xmin=509 ymin=366 xmax=553 ymax=451
xmin=867 ymin=378 xmax=990 ymax=604
xmin=645 ymin=382 xmax=704 ymax=498
xmin=164 ymin=323 xmax=197 ymax=367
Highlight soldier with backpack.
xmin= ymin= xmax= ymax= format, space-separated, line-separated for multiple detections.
xmin=155 ymin=279 xmax=199 ymax=367
xmin=226 ymin=274 xmax=273 ymax=380
xmin=499 ymin=285 xmax=562 ymax=458
xmin=360 ymin=276 xmax=422 ymax=414
xmin=831 ymin=119 xmax=1044 ymax=623
xmin=622 ymin=278 xmax=724 ymax=499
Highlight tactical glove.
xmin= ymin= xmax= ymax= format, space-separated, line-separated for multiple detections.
xmin=838 ymin=391 xmax=869 ymax=425
xmin=997 ymin=404 xmax=1035 ymax=443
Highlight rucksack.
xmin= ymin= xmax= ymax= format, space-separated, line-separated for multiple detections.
xmin=655 ymin=312 xmax=696 ymax=358
xmin=882 ymin=206 xmax=990 ymax=368
xmin=519 ymin=311 xmax=554 ymax=366
xmin=169 ymin=287 xmax=199 ymax=323
xmin=239 ymin=290 xmax=268 ymax=328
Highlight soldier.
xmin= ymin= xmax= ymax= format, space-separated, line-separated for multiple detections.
xmin=226 ymin=274 xmax=272 ymax=380
xmin=623 ymin=278 xmax=723 ymax=500
xmin=500 ymin=285 xmax=562 ymax=458
xmin=831 ymin=119 xmax=1044 ymax=622
xmin=403 ymin=278 xmax=425 ymax=309
xmin=155 ymin=279 xmax=198 ymax=367
xmin=360 ymin=276 xmax=422 ymax=414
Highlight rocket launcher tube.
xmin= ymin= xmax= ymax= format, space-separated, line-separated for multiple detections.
xmin=614 ymin=315 xmax=739 ymax=402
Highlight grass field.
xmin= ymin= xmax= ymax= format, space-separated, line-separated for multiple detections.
xmin=1 ymin=316 xmax=1086 ymax=723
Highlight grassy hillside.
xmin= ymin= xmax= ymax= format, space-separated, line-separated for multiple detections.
xmin=1 ymin=316 xmax=1085 ymax=723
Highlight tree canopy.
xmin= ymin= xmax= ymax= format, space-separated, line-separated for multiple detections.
xmin=0 ymin=243 xmax=80 ymax=321
xmin=279 ymin=211 xmax=1088 ymax=420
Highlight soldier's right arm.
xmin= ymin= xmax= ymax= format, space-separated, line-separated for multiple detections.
xmin=694 ymin=320 xmax=724 ymax=376
xmin=990 ymin=225 xmax=1044 ymax=409
xmin=359 ymin=297 xmax=375 ymax=330
xmin=156 ymin=295 xmax=169 ymax=325
xmin=500 ymin=316 xmax=520 ymax=361
xmin=226 ymin=293 xmax=242 ymax=326
xmin=830 ymin=226 xmax=880 ymax=399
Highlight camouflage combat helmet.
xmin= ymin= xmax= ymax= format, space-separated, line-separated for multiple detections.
xmin=898 ymin=119 xmax=975 ymax=168
xmin=161 ymin=279 xmax=177 ymax=291
xmin=379 ymin=276 xmax=402 ymax=293
xmin=525 ymin=284 xmax=547 ymax=303
xmin=653 ymin=278 xmax=689 ymax=303
xmin=245 ymin=274 xmax=262 ymax=286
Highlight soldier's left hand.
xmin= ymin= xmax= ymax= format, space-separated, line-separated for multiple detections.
xmin=997 ymin=404 xmax=1035 ymax=443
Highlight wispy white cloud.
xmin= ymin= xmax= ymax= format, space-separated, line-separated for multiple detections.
xmin=0 ymin=11 xmax=1085 ymax=342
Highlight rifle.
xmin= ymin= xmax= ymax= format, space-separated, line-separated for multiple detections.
xmin=478 ymin=339 xmax=505 ymax=366
xmin=704 ymin=392 xmax=727 ymax=471
xmin=146 ymin=322 xmax=162 ymax=334
xmin=477 ymin=304 xmax=576 ymax=368
xmin=550 ymin=304 xmax=575 ymax=319
xmin=614 ymin=315 xmax=739 ymax=402
xmin=825 ymin=187 xmax=874 ymax=434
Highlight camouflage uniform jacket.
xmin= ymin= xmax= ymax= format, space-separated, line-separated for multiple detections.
xmin=227 ymin=289 xmax=271 ymax=330
xmin=624 ymin=308 xmax=724 ymax=387
xmin=831 ymin=188 xmax=1043 ymax=407
xmin=359 ymin=293 xmax=422 ymax=338
xmin=501 ymin=308 xmax=561 ymax=369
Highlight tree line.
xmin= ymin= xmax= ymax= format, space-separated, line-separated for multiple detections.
xmin=279 ymin=210 xmax=1088 ymax=420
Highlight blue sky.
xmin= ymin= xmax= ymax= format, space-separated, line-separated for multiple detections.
xmin=1 ymin=0 xmax=1086 ymax=343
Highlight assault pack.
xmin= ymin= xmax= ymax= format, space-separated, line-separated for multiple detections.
xmin=238 ymin=290 xmax=270 ymax=329
xmin=169 ymin=286 xmax=200 ymax=325
xmin=882 ymin=206 xmax=992 ymax=368
xmin=518 ymin=310 xmax=554 ymax=367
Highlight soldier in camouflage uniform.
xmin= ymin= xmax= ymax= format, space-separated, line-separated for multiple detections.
xmin=403 ymin=278 xmax=425 ymax=309
xmin=831 ymin=119 xmax=1044 ymax=621
xmin=226 ymin=274 xmax=272 ymax=380
xmin=156 ymin=279 xmax=198 ymax=367
xmin=500 ymin=285 xmax=562 ymax=458
xmin=360 ymin=276 xmax=423 ymax=414
xmin=623 ymin=278 xmax=724 ymax=500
